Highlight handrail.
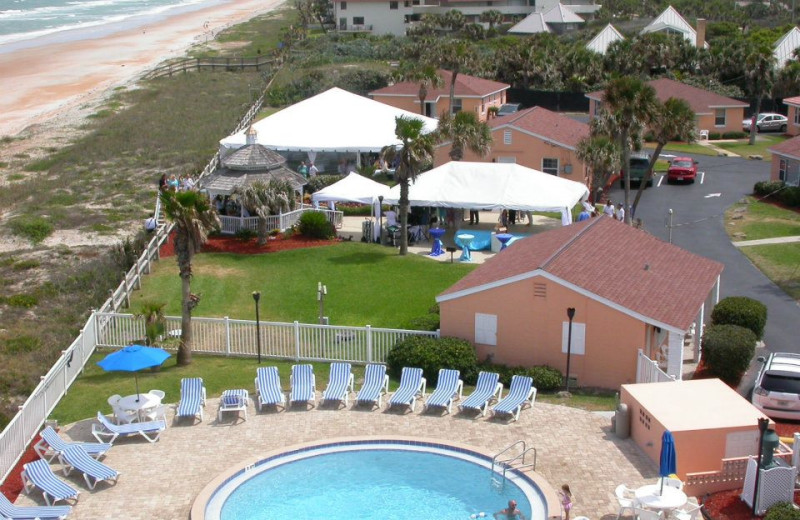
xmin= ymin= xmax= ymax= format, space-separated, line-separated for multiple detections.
xmin=492 ymin=440 xmax=526 ymax=474
xmin=491 ymin=441 xmax=537 ymax=487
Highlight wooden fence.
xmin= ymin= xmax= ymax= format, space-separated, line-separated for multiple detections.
xmin=144 ymin=56 xmax=276 ymax=80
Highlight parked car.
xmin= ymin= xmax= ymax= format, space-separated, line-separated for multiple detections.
xmin=620 ymin=153 xmax=652 ymax=188
xmin=752 ymin=352 xmax=800 ymax=420
xmin=742 ymin=113 xmax=788 ymax=133
xmin=496 ymin=103 xmax=521 ymax=117
xmin=666 ymin=157 xmax=698 ymax=184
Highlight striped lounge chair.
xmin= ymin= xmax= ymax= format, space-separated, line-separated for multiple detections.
xmin=21 ymin=459 xmax=79 ymax=506
xmin=491 ymin=375 xmax=536 ymax=422
xmin=289 ymin=364 xmax=316 ymax=409
xmin=254 ymin=366 xmax=286 ymax=411
xmin=34 ymin=426 xmax=111 ymax=463
xmin=355 ymin=364 xmax=389 ymax=409
xmin=217 ymin=389 xmax=249 ymax=422
xmin=423 ymin=369 xmax=463 ymax=414
xmin=92 ymin=412 xmax=166 ymax=444
xmin=58 ymin=445 xmax=120 ymax=489
xmin=321 ymin=362 xmax=354 ymax=408
xmin=387 ymin=367 xmax=426 ymax=413
xmin=458 ymin=371 xmax=503 ymax=417
xmin=176 ymin=377 xmax=206 ymax=423
xmin=0 ymin=491 xmax=71 ymax=520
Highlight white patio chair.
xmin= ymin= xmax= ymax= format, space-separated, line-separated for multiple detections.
xmin=634 ymin=507 xmax=663 ymax=520
xmin=148 ymin=389 xmax=166 ymax=400
xmin=660 ymin=477 xmax=683 ymax=490
xmin=669 ymin=503 xmax=703 ymax=520
xmin=615 ymin=484 xmax=637 ymax=519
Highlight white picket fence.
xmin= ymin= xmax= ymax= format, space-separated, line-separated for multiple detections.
xmin=218 ymin=207 xmax=344 ymax=235
xmin=635 ymin=349 xmax=676 ymax=384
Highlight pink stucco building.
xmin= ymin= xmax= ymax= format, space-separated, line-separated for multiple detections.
xmin=436 ymin=218 xmax=723 ymax=389
xmin=768 ymin=134 xmax=800 ymax=185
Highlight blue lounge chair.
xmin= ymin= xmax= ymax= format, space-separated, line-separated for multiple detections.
xmin=92 ymin=412 xmax=166 ymax=444
xmin=58 ymin=446 xmax=119 ymax=490
xmin=321 ymin=362 xmax=354 ymax=407
xmin=423 ymin=369 xmax=464 ymax=414
xmin=254 ymin=366 xmax=286 ymax=411
xmin=21 ymin=460 xmax=79 ymax=506
xmin=289 ymin=364 xmax=316 ymax=408
xmin=0 ymin=491 xmax=71 ymax=520
xmin=218 ymin=389 xmax=249 ymax=422
xmin=387 ymin=367 xmax=426 ymax=412
xmin=491 ymin=375 xmax=536 ymax=422
xmin=34 ymin=426 xmax=111 ymax=463
xmin=176 ymin=377 xmax=206 ymax=423
xmin=355 ymin=364 xmax=389 ymax=409
xmin=458 ymin=371 xmax=503 ymax=417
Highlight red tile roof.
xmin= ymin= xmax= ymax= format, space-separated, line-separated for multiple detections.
xmin=370 ymin=70 xmax=509 ymax=99
xmin=784 ymin=95 xmax=800 ymax=106
xmin=489 ymin=106 xmax=589 ymax=149
xmin=769 ymin=135 xmax=800 ymax=158
xmin=439 ymin=218 xmax=723 ymax=331
xmin=586 ymin=78 xmax=747 ymax=115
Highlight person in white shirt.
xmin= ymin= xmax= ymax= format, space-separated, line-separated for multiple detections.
xmin=615 ymin=203 xmax=625 ymax=222
xmin=309 ymin=163 xmax=318 ymax=177
xmin=603 ymin=201 xmax=615 ymax=217
xmin=384 ymin=208 xmax=398 ymax=228
xmin=144 ymin=215 xmax=157 ymax=233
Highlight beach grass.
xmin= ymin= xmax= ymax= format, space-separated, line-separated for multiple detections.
xmin=189 ymin=8 xmax=296 ymax=59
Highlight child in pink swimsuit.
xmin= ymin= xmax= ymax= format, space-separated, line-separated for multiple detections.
xmin=560 ymin=484 xmax=573 ymax=520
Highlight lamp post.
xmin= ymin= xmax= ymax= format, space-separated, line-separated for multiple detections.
xmin=752 ymin=417 xmax=770 ymax=516
xmin=317 ymin=282 xmax=327 ymax=325
xmin=565 ymin=307 xmax=576 ymax=393
xmin=252 ymin=291 xmax=262 ymax=364
xmin=378 ymin=195 xmax=384 ymax=245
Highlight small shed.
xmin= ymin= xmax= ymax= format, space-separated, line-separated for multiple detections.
xmin=620 ymin=379 xmax=773 ymax=496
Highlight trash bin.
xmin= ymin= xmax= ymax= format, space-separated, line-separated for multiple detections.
xmin=615 ymin=403 xmax=630 ymax=439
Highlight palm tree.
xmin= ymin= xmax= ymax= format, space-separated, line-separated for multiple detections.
xmin=631 ymin=98 xmax=696 ymax=216
xmin=160 ymin=190 xmax=220 ymax=365
xmin=444 ymin=9 xmax=466 ymax=32
xmin=434 ymin=39 xmax=476 ymax=114
xmin=230 ymin=180 xmax=291 ymax=246
xmin=436 ymin=110 xmax=492 ymax=161
xmin=576 ymin=135 xmax=621 ymax=203
xmin=480 ymin=9 xmax=503 ymax=31
xmin=745 ymin=45 xmax=777 ymax=145
xmin=394 ymin=63 xmax=443 ymax=117
xmin=136 ymin=300 xmax=167 ymax=346
xmin=380 ymin=116 xmax=435 ymax=255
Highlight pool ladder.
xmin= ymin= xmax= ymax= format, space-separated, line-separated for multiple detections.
xmin=490 ymin=440 xmax=537 ymax=491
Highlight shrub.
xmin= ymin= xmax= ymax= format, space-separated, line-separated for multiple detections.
xmin=7 ymin=294 xmax=38 ymax=308
xmin=298 ymin=211 xmax=335 ymax=239
xmin=2 ymin=335 xmax=40 ymax=354
xmin=711 ymin=296 xmax=768 ymax=339
xmin=9 ymin=215 xmax=54 ymax=244
xmin=234 ymin=227 xmax=257 ymax=241
xmin=701 ymin=324 xmax=757 ymax=385
xmin=722 ymin=131 xmax=747 ymax=139
xmin=12 ymin=259 xmax=40 ymax=270
xmin=479 ymin=362 xmax=563 ymax=391
xmin=754 ymin=180 xmax=785 ymax=196
xmin=305 ymin=175 xmax=341 ymax=193
xmin=340 ymin=204 xmax=372 ymax=217
xmin=402 ymin=314 xmax=440 ymax=332
xmin=777 ymin=186 xmax=800 ymax=207
xmin=765 ymin=503 xmax=800 ymax=520
xmin=708 ymin=132 xmax=721 ymax=140
xmin=386 ymin=336 xmax=478 ymax=386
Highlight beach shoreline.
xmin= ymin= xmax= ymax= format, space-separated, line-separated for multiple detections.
xmin=0 ymin=0 xmax=284 ymax=138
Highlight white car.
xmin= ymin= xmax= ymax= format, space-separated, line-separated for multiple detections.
xmin=752 ymin=352 xmax=800 ymax=420
xmin=742 ymin=113 xmax=788 ymax=133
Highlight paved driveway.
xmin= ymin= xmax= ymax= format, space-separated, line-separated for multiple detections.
xmin=606 ymin=153 xmax=800 ymax=354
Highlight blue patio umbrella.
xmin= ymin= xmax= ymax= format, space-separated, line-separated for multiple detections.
xmin=97 ymin=345 xmax=170 ymax=402
xmin=659 ymin=430 xmax=677 ymax=495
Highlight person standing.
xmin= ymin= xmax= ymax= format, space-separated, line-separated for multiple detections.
xmin=469 ymin=209 xmax=480 ymax=225
xmin=559 ymin=485 xmax=573 ymax=520
xmin=615 ymin=203 xmax=625 ymax=222
xmin=577 ymin=208 xmax=591 ymax=222
xmin=509 ymin=209 xmax=517 ymax=226
xmin=158 ymin=173 xmax=168 ymax=191
xmin=309 ymin=162 xmax=318 ymax=177
xmin=298 ymin=161 xmax=309 ymax=178
xmin=603 ymin=200 xmax=615 ymax=217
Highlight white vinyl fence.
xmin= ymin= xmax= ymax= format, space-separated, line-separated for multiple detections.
xmin=635 ymin=349 xmax=676 ymax=384
xmin=218 ymin=208 xmax=343 ymax=235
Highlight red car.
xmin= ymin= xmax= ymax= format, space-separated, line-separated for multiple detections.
xmin=666 ymin=157 xmax=698 ymax=184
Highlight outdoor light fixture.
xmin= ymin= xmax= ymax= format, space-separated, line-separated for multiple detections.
xmin=752 ymin=416 xmax=770 ymax=515
xmin=317 ymin=282 xmax=328 ymax=325
xmin=378 ymin=195 xmax=384 ymax=244
xmin=252 ymin=291 xmax=262 ymax=364
xmin=565 ymin=307 xmax=576 ymax=393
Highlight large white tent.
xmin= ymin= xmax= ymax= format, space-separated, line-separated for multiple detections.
xmin=384 ymin=162 xmax=589 ymax=225
xmin=311 ymin=172 xmax=391 ymax=241
xmin=219 ymin=87 xmax=438 ymax=154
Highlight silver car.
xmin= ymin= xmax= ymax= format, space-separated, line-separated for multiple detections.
xmin=742 ymin=113 xmax=788 ymax=133
xmin=752 ymin=352 xmax=800 ymax=420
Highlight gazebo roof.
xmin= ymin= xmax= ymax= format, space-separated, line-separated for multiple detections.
xmin=222 ymin=143 xmax=287 ymax=171
xmin=204 ymin=166 xmax=307 ymax=195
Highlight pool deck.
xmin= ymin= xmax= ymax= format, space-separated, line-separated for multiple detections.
xmin=16 ymin=397 xmax=660 ymax=519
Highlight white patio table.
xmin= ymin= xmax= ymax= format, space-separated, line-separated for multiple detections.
xmin=635 ymin=484 xmax=687 ymax=512
xmin=117 ymin=393 xmax=162 ymax=422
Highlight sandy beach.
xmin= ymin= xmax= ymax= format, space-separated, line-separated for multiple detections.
xmin=0 ymin=0 xmax=284 ymax=137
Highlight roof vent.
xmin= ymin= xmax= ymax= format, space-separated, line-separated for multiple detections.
xmin=644 ymin=264 xmax=650 ymax=271
xmin=533 ymin=282 xmax=546 ymax=298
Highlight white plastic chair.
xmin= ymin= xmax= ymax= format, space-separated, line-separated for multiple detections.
xmin=112 ymin=404 xmax=138 ymax=425
xmin=669 ymin=503 xmax=703 ymax=520
xmin=661 ymin=477 xmax=683 ymax=490
xmin=142 ymin=404 xmax=166 ymax=422
xmin=615 ymin=484 xmax=637 ymax=519
xmin=698 ymin=129 xmax=709 ymax=141
xmin=634 ymin=507 xmax=663 ymax=520
xmin=148 ymin=389 xmax=166 ymax=400
xmin=107 ymin=394 xmax=121 ymax=423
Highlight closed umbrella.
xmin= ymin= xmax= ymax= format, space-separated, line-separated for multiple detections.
xmin=659 ymin=430 xmax=677 ymax=495
xmin=97 ymin=345 xmax=171 ymax=402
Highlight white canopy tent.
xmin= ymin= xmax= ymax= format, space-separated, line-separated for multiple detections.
xmin=384 ymin=162 xmax=589 ymax=225
xmin=219 ymin=87 xmax=439 ymax=164
xmin=311 ymin=172 xmax=392 ymax=241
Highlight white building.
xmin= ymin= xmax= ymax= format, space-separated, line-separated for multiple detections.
xmin=586 ymin=23 xmax=624 ymax=55
xmin=774 ymin=27 xmax=800 ymax=69
xmin=640 ymin=5 xmax=707 ymax=48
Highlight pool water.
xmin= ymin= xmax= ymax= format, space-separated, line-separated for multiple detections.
xmin=209 ymin=443 xmax=545 ymax=520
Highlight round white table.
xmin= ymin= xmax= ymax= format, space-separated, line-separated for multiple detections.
xmin=634 ymin=484 xmax=687 ymax=511
xmin=117 ymin=393 xmax=161 ymax=421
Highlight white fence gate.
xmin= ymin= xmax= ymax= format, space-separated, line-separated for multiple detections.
xmin=635 ymin=349 xmax=676 ymax=384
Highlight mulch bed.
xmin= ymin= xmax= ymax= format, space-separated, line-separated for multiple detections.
xmin=159 ymin=233 xmax=338 ymax=258
xmin=1 ymin=432 xmax=42 ymax=501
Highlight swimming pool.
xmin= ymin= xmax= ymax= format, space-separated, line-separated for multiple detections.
xmin=197 ymin=439 xmax=549 ymax=520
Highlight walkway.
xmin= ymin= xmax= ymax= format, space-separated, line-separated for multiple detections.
xmin=696 ymin=139 xmax=738 ymax=157
xmin=732 ymin=235 xmax=800 ymax=247
xmin=15 ymin=399 xmax=658 ymax=519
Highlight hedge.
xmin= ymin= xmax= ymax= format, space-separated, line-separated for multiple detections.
xmin=765 ymin=502 xmax=800 ymax=520
xmin=701 ymin=324 xmax=757 ymax=385
xmin=711 ymin=296 xmax=767 ymax=339
xmin=754 ymin=180 xmax=785 ymax=196
xmin=386 ymin=336 xmax=478 ymax=386
xmin=298 ymin=211 xmax=335 ymax=239
xmin=479 ymin=362 xmax=563 ymax=392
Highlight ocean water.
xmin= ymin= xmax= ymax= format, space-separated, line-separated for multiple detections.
xmin=0 ymin=0 xmax=211 ymax=46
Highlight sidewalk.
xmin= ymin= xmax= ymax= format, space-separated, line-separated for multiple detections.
xmin=695 ymin=139 xmax=739 ymax=157
xmin=732 ymin=235 xmax=800 ymax=247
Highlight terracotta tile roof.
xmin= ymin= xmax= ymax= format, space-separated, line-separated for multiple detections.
xmin=769 ymin=135 xmax=800 ymax=158
xmin=438 ymin=218 xmax=723 ymax=331
xmin=370 ymin=70 xmax=509 ymax=99
xmin=783 ymin=95 xmax=800 ymax=106
xmin=586 ymin=78 xmax=747 ymax=114
xmin=489 ymin=106 xmax=589 ymax=149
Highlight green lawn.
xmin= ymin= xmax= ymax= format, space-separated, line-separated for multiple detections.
xmin=647 ymin=143 xmax=718 ymax=156
xmin=725 ymin=198 xmax=800 ymax=241
xmin=739 ymin=243 xmax=800 ymax=300
xmin=716 ymin=135 xmax=788 ymax=161
xmin=133 ymin=242 xmax=475 ymax=328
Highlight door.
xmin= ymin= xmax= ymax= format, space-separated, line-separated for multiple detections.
xmin=339 ymin=17 xmax=347 ymax=30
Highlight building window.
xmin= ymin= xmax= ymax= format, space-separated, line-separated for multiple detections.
xmin=542 ymin=158 xmax=559 ymax=175
xmin=780 ymin=159 xmax=788 ymax=181
xmin=353 ymin=16 xmax=364 ymax=24
xmin=452 ymin=98 xmax=462 ymax=113
xmin=475 ymin=313 xmax=497 ymax=346
xmin=340 ymin=1 xmax=346 ymax=9
xmin=390 ymin=1 xmax=398 ymax=8
xmin=794 ymin=108 xmax=800 ymax=125
xmin=404 ymin=0 xmax=409 ymax=6
xmin=561 ymin=321 xmax=586 ymax=355
xmin=503 ymin=130 xmax=512 ymax=145
xmin=715 ymin=109 xmax=726 ymax=126
xmin=593 ymin=101 xmax=602 ymax=116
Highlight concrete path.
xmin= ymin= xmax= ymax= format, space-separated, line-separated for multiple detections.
xmin=732 ymin=235 xmax=800 ymax=247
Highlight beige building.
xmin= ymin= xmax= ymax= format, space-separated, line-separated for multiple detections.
xmin=768 ymin=134 xmax=800 ymax=185
xmin=586 ymin=78 xmax=748 ymax=136
xmin=436 ymin=217 xmax=723 ymax=390
xmin=370 ymin=70 xmax=509 ymax=121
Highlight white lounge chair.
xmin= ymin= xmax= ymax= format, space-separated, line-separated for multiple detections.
xmin=34 ymin=426 xmax=111 ymax=463
xmin=176 ymin=377 xmax=206 ymax=423
xmin=21 ymin=459 xmax=79 ymax=506
xmin=92 ymin=412 xmax=166 ymax=444
xmin=423 ymin=369 xmax=463 ymax=414
xmin=255 ymin=366 xmax=286 ymax=411
xmin=58 ymin=445 xmax=120 ymax=490
xmin=0 ymin=492 xmax=71 ymax=520
xmin=387 ymin=367 xmax=426 ymax=412
xmin=458 ymin=371 xmax=503 ymax=417
xmin=321 ymin=362 xmax=354 ymax=407
xmin=290 ymin=364 xmax=316 ymax=408
xmin=218 ymin=389 xmax=249 ymax=422
xmin=355 ymin=364 xmax=389 ymax=409
xmin=491 ymin=375 xmax=535 ymax=422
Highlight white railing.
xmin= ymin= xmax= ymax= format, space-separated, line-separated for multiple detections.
xmin=635 ymin=349 xmax=676 ymax=384
xmin=218 ymin=209 xmax=344 ymax=235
